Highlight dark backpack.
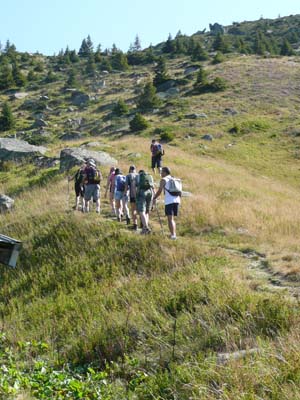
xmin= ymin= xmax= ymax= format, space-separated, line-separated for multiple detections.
xmin=74 ymin=168 xmax=84 ymax=185
xmin=138 ymin=172 xmax=153 ymax=190
xmin=116 ymin=175 xmax=126 ymax=191
xmin=86 ymin=167 xmax=101 ymax=184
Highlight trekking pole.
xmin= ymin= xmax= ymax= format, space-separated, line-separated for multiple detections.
xmin=67 ymin=177 xmax=70 ymax=212
xmin=155 ymin=203 xmax=164 ymax=235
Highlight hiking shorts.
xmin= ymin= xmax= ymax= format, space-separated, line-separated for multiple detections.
xmin=115 ymin=191 xmax=128 ymax=201
xmin=84 ymin=184 xmax=100 ymax=202
xmin=75 ymin=183 xmax=84 ymax=197
xmin=151 ymin=155 xmax=162 ymax=169
xmin=165 ymin=203 xmax=179 ymax=217
xmin=136 ymin=190 xmax=153 ymax=213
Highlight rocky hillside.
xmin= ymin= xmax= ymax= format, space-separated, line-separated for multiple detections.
xmin=1 ymin=14 xmax=300 ymax=399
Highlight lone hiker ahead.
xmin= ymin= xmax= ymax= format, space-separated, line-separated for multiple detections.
xmin=150 ymin=139 xmax=164 ymax=175
xmin=153 ymin=166 xmax=181 ymax=240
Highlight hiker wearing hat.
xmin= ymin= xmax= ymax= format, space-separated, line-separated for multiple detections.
xmin=104 ymin=166 xmax=116 ymax=216
xmin=113 ymin=168 xmax=130 ymax=223
xmin=68 ymin=161 xmax=86 ymax=211
xmin=124 ymin=165 xmax=138 ymax=230
xmin=135 ymin=169 xmax=154 ymax=234
xmin=83 ymin=159 xmax=102 ymax=213
xmin=153 ymin=166 xmax=181 ymax=240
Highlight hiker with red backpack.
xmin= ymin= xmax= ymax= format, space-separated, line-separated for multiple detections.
xmin=135 ymin=169 xmax=154 ymax=234
xmin=150 ymin=139 xmax=164 ymax=175
xmin=113 ymin=168 xmax=130 ymax=223
xmin=104 ymin=166 xmax=116 ymax=216
xmin=83 ymin=159 xmax=102 ymax=213
xmin=153 ymin=166 xmax=182 ymax=240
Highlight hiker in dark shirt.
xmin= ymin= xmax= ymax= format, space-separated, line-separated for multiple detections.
xmin=150 ymin=139 xmax=164 ymax=175
xmin=68 ymin=161 xmax=86 ymax=211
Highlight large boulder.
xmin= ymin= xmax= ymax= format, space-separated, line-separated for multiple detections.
xmin=70 ymin=91 xmax=90 ymax=106
xmin=60 ymin=148 xmax=118 ymax=171
xmin=156 ymin=80 xmax=177 ymax=93
xmin=0 ymin=195 xmax=14 ymax=213
xmin=0 ymin=138 xmax=47 ymax=161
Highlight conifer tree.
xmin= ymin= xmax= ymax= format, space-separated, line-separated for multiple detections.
xmin=280 ymin=39 xmax=295 ymax=56
xmin=130 ymin=113 xmax=149 ymax=132
xmin=0 ymin=62 xmax=15 ymax=89
xmin=111 ymin=51 xmax=129 ymax=71
xmin=85 ymin=54 xmax=96 ymax=75
xmin=153 ymin=56 xmax=170 ymax=88
xmin=113 ymin=99 xmax=129 ymax=116
xmin=193 ymin=65 xmax=209 ymax=93
xmin=69 ymin=50 xmax=79 ymax=63
xmin=66 ymin=69 xmax=78 ymax=87
xmin=12 ymin=63 xmax=26 ymax=87
xmin=137 ymin=82 xmax=160 ymax=112
xmin=162 ymin=34 xmax=176 ymax=54
xmin=213 ymin=33 xmax=230 ymax=53
xmin=0 ymin=102 xmax=15 ymax=131
xmin=79 ymin=36 xmax=93 ymax=57
xmin=191 ymin=42 xmax=209 ymax=61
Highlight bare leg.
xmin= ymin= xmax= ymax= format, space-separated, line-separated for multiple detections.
xmin=167 ymin=215 xmax=176 ymax=236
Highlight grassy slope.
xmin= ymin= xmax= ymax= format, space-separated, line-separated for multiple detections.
xmin=1 ymin=55 xmax=300 ymax=398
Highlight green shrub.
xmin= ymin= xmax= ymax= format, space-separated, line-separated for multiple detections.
xmin=130 ymin=113 xmax=149 ymax=132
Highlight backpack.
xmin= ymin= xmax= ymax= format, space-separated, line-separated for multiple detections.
xmin=165 ymin=177 xmax=182 ymax=196
xmin=138 ymin=172 xmax=153 ymax=190
xmin=86 ymin=167 xmax=101 ymax=184
xmin=153 ymin=143 xmax=164 ymax=157
xmin=74 ymin=168 xmax=84 ymax=185
xmin=116 ymin=175 xmax=126 ymax=191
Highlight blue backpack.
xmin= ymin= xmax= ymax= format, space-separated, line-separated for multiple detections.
xmin=116 ymin=175 xmax=126 ymax=191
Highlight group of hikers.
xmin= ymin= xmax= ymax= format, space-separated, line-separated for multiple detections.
xmin=69 ymin=139 xmax=182 ymax=240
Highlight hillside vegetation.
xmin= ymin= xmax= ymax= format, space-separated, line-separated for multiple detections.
xmin=1 ymin=14 xmax=300 ymax=399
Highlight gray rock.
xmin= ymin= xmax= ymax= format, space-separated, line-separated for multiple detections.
xmin=0 ymin=195 xmax=14 ymax=213
xmin=33 ymin=119 xmax=48 ymax=128
xmin=184 ymin=66 xmax=199 ymax=76
xmin=66 ymin=117 xmax=84 ymax=129
xmin=33 ymin=157 xmax=59 ymax=168
xmin=209 ymin=22 xmax=225 ymax=35
xmin=10 ymin=92 xmax=29 ymax=100
xmin=39 ymin=95 xmax=49 ymax=101
xmin=0 ymin=138 xmax=47 ymax=161
xmin=223 ymin=108 xmax=238 ymax=116
xmin=201 ymin=134 xmax=213 ymax=141
xmin=166 ymin=87 xmax=180 ymax=96
xmin=59 ymin=132 xmax=87 ymax=141
xmin=70 ymin=91 xmax=90 ymax=106
xmin=156 ymin=80 xmax=177 ymax=92
xmin=185 ymin=113 xmax=208 ymax=119
xmin=59 ymin=148 xmax=118 ymax=171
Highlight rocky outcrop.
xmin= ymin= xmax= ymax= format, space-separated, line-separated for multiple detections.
xmin=0 ymin=195 xmax=14 ymax=213
xmin=59 ymin=147 xmax=118 ymax=171
xmin=0 ymin=138 xmax=47 ymax=161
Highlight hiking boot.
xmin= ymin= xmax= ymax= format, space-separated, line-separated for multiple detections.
xmin=117 ymin=217 xmax=121 ymax=222
xmin=133 ymin=224 xmax=138 ymax=231
xmin=96 ymin=208 xmax=100 ymax=214
xmin=141 ymin=227 xmax=151 ymax=235
xmin=170 ymin=235 xmax=177 ymax=240
xmin=126 ymin=215 xmax=131 ymax=225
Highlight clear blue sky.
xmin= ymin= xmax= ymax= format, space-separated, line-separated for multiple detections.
xmin=1 ymin=0 xmax=299 ymax=55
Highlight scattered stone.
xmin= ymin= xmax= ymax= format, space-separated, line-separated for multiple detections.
xmin=39 ymin=95 xmax=49 ymax=101
xmin=0 ymin=138 xmax=47 ymax=161
xmin=184 ymin=66 xmax=200 ymax=76
xmin=68 ymin=107 xmax=75 ymax=112
xmin=32 ymin=119 xmax=48 ymax=128
xmin=217 ymin=348 xmax=259 ymax=365
xmin=33 ymin=156 xmax=59 ymax=168
xmin=70 ymin=91 xmax=90 ymax=106
xmin=156 ymin=80 xmax=177 ymax=92
xmin=223 ymin=108 xmax=238 ymax=116
xmin=0 ymin=195 xmax=14 ymax=213
xmin=10 ymin=92 xmax=29 ymax=100
xmin=59 ymin=147 xmax=118 ymax=171
xmin=185 ymin=113 xmax=208 ymax=119
xmin=59 ymin=132 xmax=87 ymax=141
xmin=201 ymin=134 xmax=213 ymax=141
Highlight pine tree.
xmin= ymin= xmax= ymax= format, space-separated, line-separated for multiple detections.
xmin=85 ymin=54 xmax=96 ymax=75
xmin=0 ymin=62 xmax=15 ymax=89
xmin=69 ymin=50 xmax=79 ymax=63
xmin=111 ymin=51 xmax=129 ymax=71
xmin=66 ymin=69 xmax=78 ymax=87
xmin=137 ymin=82 xmax=160 ymax=112
xmin=0 ymin=102 xmax=15 ymax=131
xmin=193 ymin=66 xmax=209 ymax=93
xmin=45 ymin=70 xmax=57 ymax=83
xmin=191 ymin=42 xmax=209 ymax=61
xmin=12 ymin=63 xmax=26 ymax=87
xmin=113 ymin=99 xmax=129 ymax=116
xmin=153 ymin=56 xmax=170 ymax=88
xmin=130 ymin=113 xmax=149 ymax=132
xmin=280 ymin=39 xmax=295 ymax=56
xmin=213 ymin=33 xmax=230 ymax=53
xmin=162 ymin=34 xmax=176 ymax=54
xmin=78 ymin=37 xmax=93 ymax=57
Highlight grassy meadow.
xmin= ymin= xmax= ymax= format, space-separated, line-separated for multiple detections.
xmin=1 ymin=54 xmax=300 ymax=398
